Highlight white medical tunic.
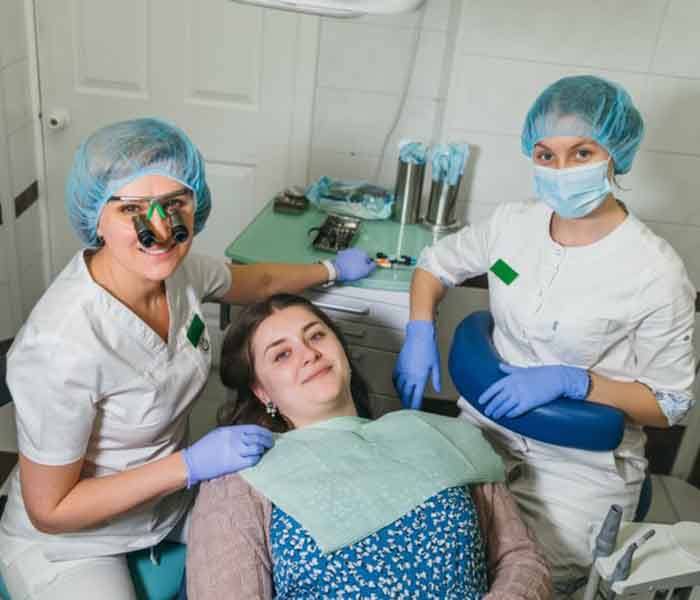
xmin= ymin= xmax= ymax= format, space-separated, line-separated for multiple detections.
xmin=0 ymin=250 xmax=231 ymax=562
xmin=418 ymin=199 xmax=696 ymax=587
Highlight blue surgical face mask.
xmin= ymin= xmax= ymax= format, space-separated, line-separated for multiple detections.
xmin=533 ymin=160 xmax=612 ymax=219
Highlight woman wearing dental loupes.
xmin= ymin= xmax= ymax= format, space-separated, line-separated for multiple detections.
xmin=0 ymin=118 xmax=376 ymax=600
xmin=393 ymin=76 xmax=696 ymax=592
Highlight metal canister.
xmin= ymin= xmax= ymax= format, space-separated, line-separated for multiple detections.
xmin=392 ymin=159 xmax=426 ymax=224
xmin=422 ymin=175 xmax=462 ymax=232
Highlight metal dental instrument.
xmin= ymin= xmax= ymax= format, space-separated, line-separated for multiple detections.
xmin=607 ymin=529 xmax=656 ymax=600
xmin=583 ymin=505 xmax=623 ymax=600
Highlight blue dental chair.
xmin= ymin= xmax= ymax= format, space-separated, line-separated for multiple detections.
xmin=0 ymin=355 xmax=187 ymax=600
xmin=448 ymin=310 xmax=651 ymax=521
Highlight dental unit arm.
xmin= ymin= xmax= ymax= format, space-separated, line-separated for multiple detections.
xmin=583 ymin=505 xmax=624 ymax=600
xmin=586 ymin=521 xmax=700 ymax=599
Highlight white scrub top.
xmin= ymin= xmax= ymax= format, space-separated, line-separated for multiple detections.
xmin=418 ymin=199 xmax=696 ymax=586
xmin=0 ymin=250 xmax=231 ymax=562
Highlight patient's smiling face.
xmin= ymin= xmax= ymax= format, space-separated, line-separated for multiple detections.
xmin=250 ymin=305 xmax=356 ymax=429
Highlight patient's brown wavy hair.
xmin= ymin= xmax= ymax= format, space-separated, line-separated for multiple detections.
xmin=217 ymin=293 xmax=371 ymax=433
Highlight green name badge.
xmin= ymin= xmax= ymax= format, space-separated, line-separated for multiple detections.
xmin=187 ymin=314 xmax=205 ymax=348
xmin=490 ymin=259 xmax=519 ymax=285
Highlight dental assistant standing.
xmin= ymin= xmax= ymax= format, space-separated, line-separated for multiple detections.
xmin=393 ymin=76 xmax=696 ymax=592
xmin=0 ymin=118 xmax=375 ymax=600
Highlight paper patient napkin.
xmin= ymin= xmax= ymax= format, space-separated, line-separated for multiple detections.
xmin=241 ymin=410 xmax=504 ymax=553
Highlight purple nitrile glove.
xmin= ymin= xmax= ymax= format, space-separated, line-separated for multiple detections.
xmin=392 ymin=320 xmax=441 ymax=411
xmin=478 ymin=363 xmax=589 ymax=420
xmin=332 ymin=248 xmax=376 ymax=282
xmin=182 ymin=425 xmax=274 ymax=488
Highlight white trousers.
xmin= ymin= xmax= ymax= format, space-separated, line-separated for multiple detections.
xmin=457 ymin=399 xmax=647 ymax=596
xmin=0 ymin=509 xmax=190 ymax=600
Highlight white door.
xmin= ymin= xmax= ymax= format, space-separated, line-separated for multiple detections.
xmin=36 ymin=0 xmax=317 ymax=278
xmin=0 ymin=219 xmax=21 ymax=341
xmin=0 ymin=145 xmax=22 ymax=340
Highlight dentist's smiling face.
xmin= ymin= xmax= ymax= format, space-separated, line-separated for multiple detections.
xmin=96 ymin=174 xmax=195 ymax=283
xmin=250 ymin=305 xmax=356 ymax=429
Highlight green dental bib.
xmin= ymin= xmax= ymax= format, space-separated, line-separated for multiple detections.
xmin=240 ymin=410 xmax=504 ymax=553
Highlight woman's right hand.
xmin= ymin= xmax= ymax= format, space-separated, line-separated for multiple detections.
xmin=182 ymin=425 xmax=274 ymax=488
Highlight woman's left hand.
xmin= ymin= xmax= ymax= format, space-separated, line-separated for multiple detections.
xmin=478 ymin=363 xmax=589 ymax=420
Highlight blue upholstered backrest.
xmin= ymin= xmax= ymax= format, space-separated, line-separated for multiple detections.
xmin=448 ymin=311 xmax=625 ymax=451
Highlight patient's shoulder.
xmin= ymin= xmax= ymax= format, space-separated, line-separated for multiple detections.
xmin=195 ymin=473 xmax=270 ymax=515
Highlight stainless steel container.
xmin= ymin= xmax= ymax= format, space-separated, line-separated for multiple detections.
xmin=422 ymin=176 xmax=462 ymax=232
xmin=392 ymin=160 xmax=425 ymax=224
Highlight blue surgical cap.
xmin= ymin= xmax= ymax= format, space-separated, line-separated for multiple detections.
xmin=66 ymin=118 xmax=211 ymax=247
xmin=521 ymin=75 xmax=644 ymax=174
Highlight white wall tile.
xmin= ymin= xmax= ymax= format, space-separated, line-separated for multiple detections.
xmin=308 ymin=1 xmax=451 ymax=191
xmin=459 ymin=0 xmax=667 ymax=73
xmin=619 ymin=150 xmax=700 ymax=227
xmin=318 ymin=21 xmax=447 ymax=98
xmin=351 ymin=0 xmax=451 ymax=32
xmin=1 ymin=58 xmax=32 ymax=134
xmin=7 ymin=123 xmax=35 ymax=198
xmin=464 ymin=200 xmax=499 ymax=227
xmin=309 ymin=148 xmax=378 ymax=184
xmin=0 ymin=0 xmax=27 ymax=68
xmin=644 ymin=221 xmax=700 ymax=290
xmin=309 ymin=146 xmax=417 ymax=192
xmin=446 ymin=129 xmax=533 ymax=207
xmin=643 ymin=75 xmax=700 ymax=155
xmin=448 ymin=55 xmax=649 ymax=137
xmin=313 ymin=88 xmax=438 ymax=156
xmin=651 ymin=0 xmax=700 ymax=78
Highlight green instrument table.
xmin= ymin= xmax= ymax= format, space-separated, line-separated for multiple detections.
xmin=225 ymin=201 xmax=441 ymax=292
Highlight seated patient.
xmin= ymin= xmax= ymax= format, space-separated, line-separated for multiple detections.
xmin=187 ymin=294 xmax=551 ymax=599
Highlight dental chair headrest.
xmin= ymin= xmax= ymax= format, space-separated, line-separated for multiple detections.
xmin=448 ymin=311 xmax=625 ymax=451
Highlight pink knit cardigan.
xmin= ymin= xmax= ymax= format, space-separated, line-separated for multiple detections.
xmin=187 ymin=474 xmax=552 ymax=599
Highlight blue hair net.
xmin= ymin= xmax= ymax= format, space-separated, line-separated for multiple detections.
xmin=521 ymin=75 xmax=644 ymax=174
xmin=66 ymin=118 xmax=211 ymax=247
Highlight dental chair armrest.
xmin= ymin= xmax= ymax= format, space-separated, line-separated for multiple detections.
xmin=448 ymin=311 xmax=625 ymax=451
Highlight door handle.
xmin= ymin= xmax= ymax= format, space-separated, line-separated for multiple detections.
xmin=46 ymin=109 xmax=70 ymax=131
xmin=339 ymin=324 xmax=366 ymax=339
xmin=312 ymin=301 xmax=369 ymax=316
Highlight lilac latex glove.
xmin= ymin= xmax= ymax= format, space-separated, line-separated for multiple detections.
xmin=182 ymin=425 xmax=273 ymax=488
xmin=332 ymin=248 xmax=376 ymax=282
xmin=392 ymin=320 xmax=441 ymax=410
xmin=478 ymin=363 xmax=590 ymax=420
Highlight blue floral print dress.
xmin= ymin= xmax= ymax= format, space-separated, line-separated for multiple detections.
xmin=270 ymin=486 xmax=488 ymax=599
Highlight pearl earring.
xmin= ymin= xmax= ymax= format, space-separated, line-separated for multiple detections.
xmin=265 ymin=401 xmax=278 ymax=418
